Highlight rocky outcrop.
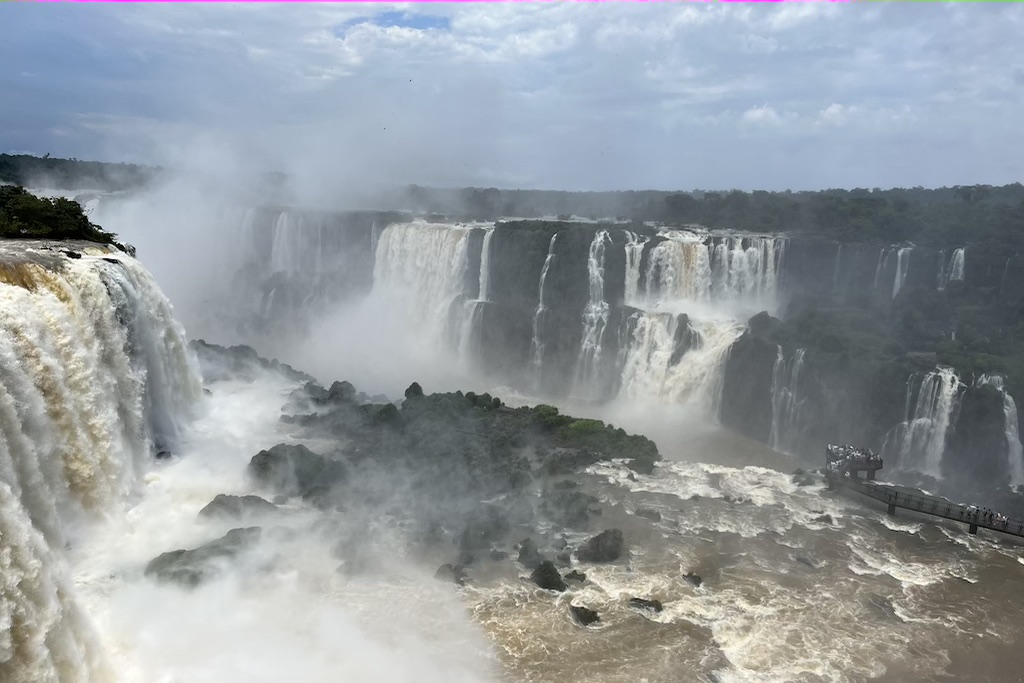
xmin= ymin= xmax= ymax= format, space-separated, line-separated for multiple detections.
xmin=145 ymin=527 xmax=261 ymax=587
xmin=198 ymin=494 xmax=278 ymax=519
xmin=247 ymin=443 xmax=348 ymax=502
xmin=576 ymin=529 xmax=625 ymax=563
xmin=570 ymin=605 xmax=600 ymax=626
xmin=530 ymin=561 xmax=567 ymax=592
xmin=629 ymin=597 xmax=663 ymax=613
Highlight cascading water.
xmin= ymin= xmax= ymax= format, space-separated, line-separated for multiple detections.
xmin=884 ymin=367 xmax=963 ymax=478
xmin=937 ymin=248 xmax=966 ymax=290
xmin=0 ymin=245 xmax=202 ymax=683
xmin=977 ymin=374 xmax=1024 ymax=487
xmin=769 ymin=347 xmax=806 ymax=454
xmin=373 ymin=221 xmax=475 ymax=348
xmin=529 ymin=234 xmax=558 ymax=378
xmin=623 ymin=231 xmax=647 ymax=307
xmin=573 ymin=230 xmax=612 ymax=394
xmin=478 ymin=228 xmax=495 ymax=303
xmin=892 ymin=247 xmax=911 ymax=299
xmin=617 ymin=313 xmax=742 ymax=413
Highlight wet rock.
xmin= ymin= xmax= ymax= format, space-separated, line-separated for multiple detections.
xmin=812 ymin=513 xmax=834 ymax=525
xmin=570 ymin=605 xmax=601 ymax=626
xmin=530 ymin=561 xmax=567 ymax=592
xmin=61 ymin=249 xmax=82 ymax=259
xmin=327 ymin=381 xmax=357 ymax=404
xmin=635 ymin=507 xmax=662 ymax=522
xmin=792 ymin=468 xmax=818 ymax=487
xmin=684 ymin=572 xmax=702 ymax=588
xmin=145 ymin=527 xmax=261 ymax=587
xmin=490 ymin=548 xmax=509 ymax=561
xmin=577 ymin=529 xmax=625 ymax=563
xmin=247 ymin=443 xmax=348 ymax=501
xmin=517 ymin=538 xmax=546 ymax=570
xmin=629 ymin=597 xmax=663 ymax=613
xmin=434 ymin=563 xmax=468 ymax=586
xmin=404 ymin=382 xmax=424 ymax=399
xmin=555 ymin=552 xmax=572 ymax=567
xmin=198 ymin=494 xmax=278 ymax=519
xmin=155 ymin=449 xmax=172 ymax=460
xmin=564 ymin=570 xmax=587 ymax=583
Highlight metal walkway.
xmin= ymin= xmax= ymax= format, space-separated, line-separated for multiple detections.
xmin=827 ymin=472 xmax=1024 ymax=538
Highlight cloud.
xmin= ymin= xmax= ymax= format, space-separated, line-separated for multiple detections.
xmin=0 ymin=4 xmax=1022 ymax=191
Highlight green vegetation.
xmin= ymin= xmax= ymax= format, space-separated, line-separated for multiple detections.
xmin=0 ymin=185 xmax=131 ymax=252
xmin=0 ymin=153 xmax=157 ymax=191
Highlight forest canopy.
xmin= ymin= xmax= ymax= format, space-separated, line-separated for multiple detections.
xmin=0 ymin=184 xmax=127 ymax=250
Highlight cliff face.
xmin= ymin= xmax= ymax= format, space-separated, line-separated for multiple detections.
xmin=232 ymin=210 xmax=1024 ymax=492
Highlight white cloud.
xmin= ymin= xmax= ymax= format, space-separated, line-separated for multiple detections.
xmin=1 ymin=3 xmax=1023 ymax=191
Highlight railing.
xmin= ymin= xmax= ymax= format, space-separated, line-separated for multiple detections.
xmin=831 ymin=474 xmax=1024 ymax=537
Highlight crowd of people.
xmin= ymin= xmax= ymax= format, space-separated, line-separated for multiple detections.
xmin=825 ymin=444 xmax=882 ymax=475
xmin=965 ymin=505 xmax=1013 ymax=530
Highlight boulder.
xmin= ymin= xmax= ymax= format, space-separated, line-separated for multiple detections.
xmin=684 ymin=572 xmax=702 ymax=588
xmin=404 ymin=382 xmax=424 ymax=399
xmin=812 ymin=513 xmax=834 ymax=525
xmin=434 ymin=563 xmax=468 ymax=586
xmin=247 ymin=443 xmax=348 ymax=500
xmin=570 ymin=605 xmax=601 ymax=626
xmin=628 ymin=597 xmax=663 ymax=613
xmin=145 ymin=527 xmax=261 ymax=587
xmin=577 ymin=529 xmax=625 ymax=563
xmin=635 ymin=507 xmax=662 ymax=522
xmin=517 ymin=538 xmax=546 ymax=570
xmin=530 ymin=561 xmax=567 ymax=592
xmin=198 ymin=494 xmax=278 ymax=519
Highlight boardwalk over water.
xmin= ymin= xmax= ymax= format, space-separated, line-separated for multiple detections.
xmin=824 ymin=445 xmax=1024 ymax=539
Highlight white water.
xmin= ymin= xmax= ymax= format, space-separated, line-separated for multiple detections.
xmin=373 ymin=221 xmax=476 ymax=349
xmin=892 ymin=247 xmax=912 ymax=299
xmin=573 ymin=230 xmax=612 ymax=394
xmin=976 ymin=374 xmax=1024 ymax=487
xmin=0 ymin=246 xmax=202 ymax=683
xmin=769 ymin=347 xmax=806 ymax=454
xmin=623 ymin=231 xmax=647 ymax=307
xmin=529 ymin=234 xmax=559 ymax=378
xmin=884 ymin=367 xmax=963 ymax=478
xmin=937 ymin=248 xmax=966 ymax=290
xmin=478 ymin=228 xmax=495 ymax=303
xmin=617 ymin=314 xmax=743 ymax=415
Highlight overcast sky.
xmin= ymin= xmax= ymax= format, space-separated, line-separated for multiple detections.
xmin=1 ymin=3 xmax=1022 ymax=193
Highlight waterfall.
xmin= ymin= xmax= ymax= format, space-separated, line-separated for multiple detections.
xmin=617 ymin=314 xmax=742 ymax=414
xmin=373 ymin=221 xmax=475 ymax=348
xmin=573 ymin=230 xmax=612 ymax=393
xmin=0 ymin=246 xmax=202 ymax=683
xmin=623 ymin=231 xmax=647 ymax=307
xmin=872 ymin=248 xmax=889 ymax=291
xmin=832 ymin=244 xmax=843 ymax=291
xmin=892 ymin=247 xmax=911 ymax=299
xmin=529 ymin=234 xmax=559 ymax=377
xmin=769 ymin=347 xmax=806 ymax=453
xmin=976 ymin=374 xmax=1024 ymax=487
xmin=885 ymin=367 xmax=963 ymax=478
xmin=937 ymin=247 xmax=966 ymax=290
xmin=640 ymin=232 xmax=784 ymax=311
xmin=478 ymin=228 xmax=495 ymax=303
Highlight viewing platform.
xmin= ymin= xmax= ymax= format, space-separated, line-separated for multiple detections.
xmin=824 ymin=444 xmax=1024 ymax=539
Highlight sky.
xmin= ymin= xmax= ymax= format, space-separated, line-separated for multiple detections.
xmin=1 ymin=3 xmax=1022 ymax=193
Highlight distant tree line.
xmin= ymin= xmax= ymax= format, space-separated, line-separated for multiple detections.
xmin=0 ymin=153 xmax=159 ymax=192
xmin=402 ymin=183 xmax=1024 ymax=250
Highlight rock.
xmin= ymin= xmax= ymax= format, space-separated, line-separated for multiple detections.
xmin=198 ymin=494 xmax=278 ymax=519
xmin=247 ymin=443 xmax=348 ymax=500
xmin=552 ymin=536 xmax=568 ymax=551
xmin=61 ymin=249 xmax=82 ymax=259
xmin=434 ymin=563 xmax=468 ymax=586
xmin=458 ymin=504 xmax=510 ymax=555
xmin=490 ymin=549 xmax=509 ymax=561
xmin=563 ymin=570 xmax=587 ymax=583
xmin=155 ymin=449 xmax=172 ymax=460
xmin=577 ymin=529 xmax=625 ymax=563
xmin=404 ymin=382 xmax=424 ymax=399
xmin=555 ymin=552 xmax=572 ymax=567
xmin=570 ymin=605 xmax=600 ymax=626
xmin=530 ymin=561 xmax=567 ymax=592
xmin=684 ymin=572 xmax=702 ymax=588
xmin=812 ymin=514 xmax=834 ymax=525
xmin=635 ymin=507 xmax=662 ymax=522
xmin=629 ymin=597 xmax=663 ymax=613
xmin=145 ymin=527 xmax=261 ymax=587
xmin=517 ymin=538 xmax=546 ymax=570
xmin=327 ymin=381 xmax=357 ymax=403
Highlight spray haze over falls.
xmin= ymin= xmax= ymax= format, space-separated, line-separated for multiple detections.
xmin=7 ymin=186 xmax=1024 ymax=683
xmin=180 ymin=203 xmax=1024 ymax=493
